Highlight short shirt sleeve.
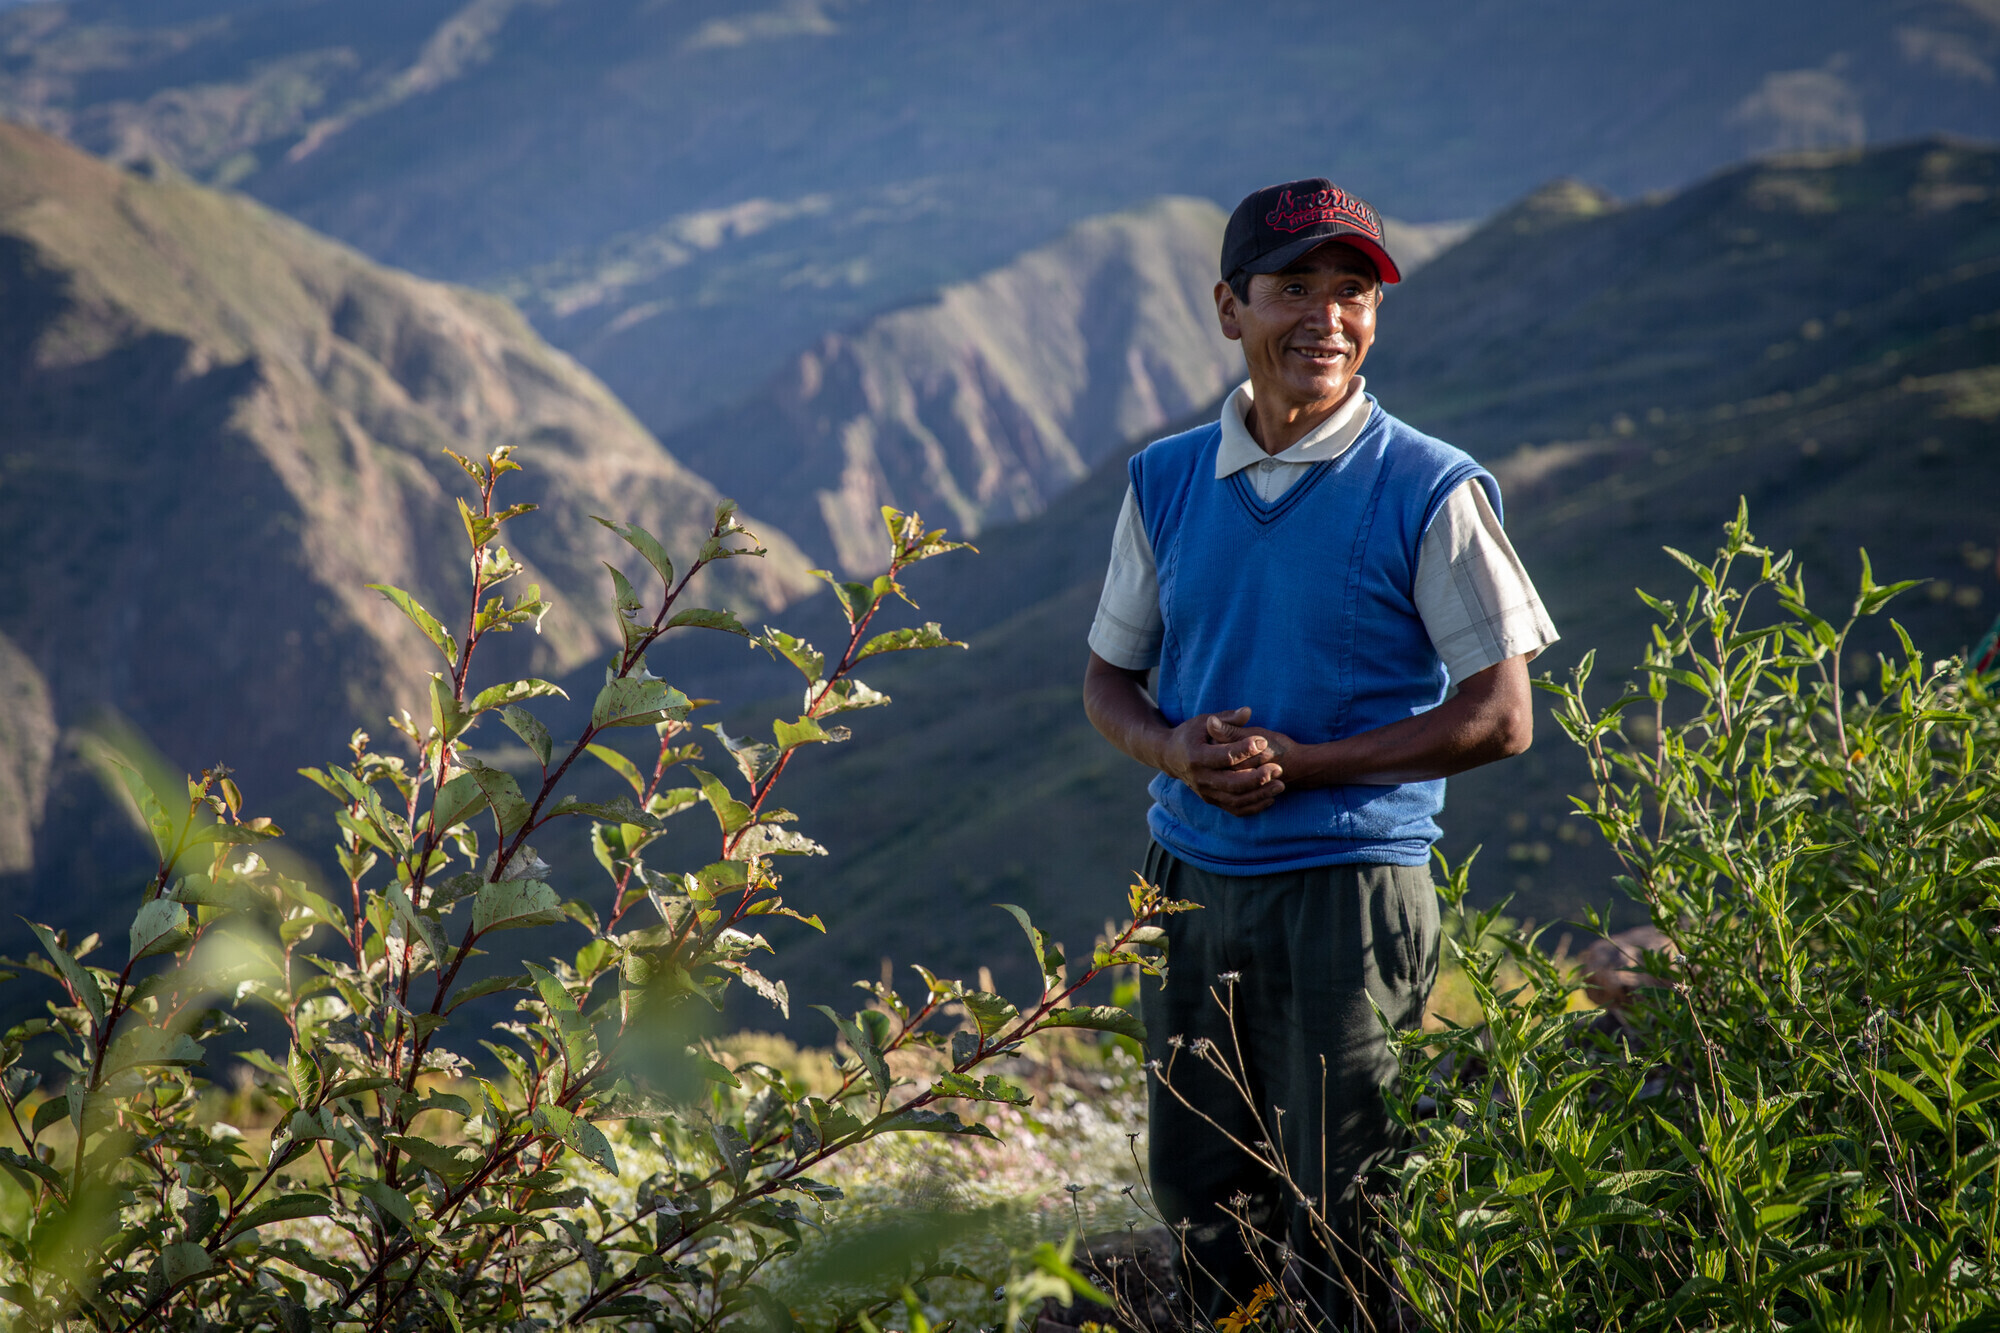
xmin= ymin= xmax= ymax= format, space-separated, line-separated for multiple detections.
xmin=1087 ymin=485 xmax=1165 ymax=670
xmin=1414 ymin=480 xmax=1559 ymax=684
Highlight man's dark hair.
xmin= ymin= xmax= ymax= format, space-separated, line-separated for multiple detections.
xmin=1224 ymin=257 xmax=1385 ymax=307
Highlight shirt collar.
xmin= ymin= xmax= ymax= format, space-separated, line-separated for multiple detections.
xmin=1214 ymin=376 xmax=1372 ymax=479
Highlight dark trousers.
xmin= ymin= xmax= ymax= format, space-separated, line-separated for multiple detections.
xmin=1140 ymin=842 xmax=1439 ymax=1330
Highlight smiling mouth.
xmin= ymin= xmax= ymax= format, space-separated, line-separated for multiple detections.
xmin=1290 ymin=345 xmax=1348 ymax=363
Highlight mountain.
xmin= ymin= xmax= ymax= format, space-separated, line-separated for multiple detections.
xmin=0 ymin=120 xmax=816 ymax=903
xmin=656 ymin=197 xmax=1238 ymax=573
xmin=659 ymin=199 xmax=1468 ymax=573
xmin=3 ymin=0 xmax=1996 ymax=442
xmin=709 ymin=138 xmax=2000 ymax=1012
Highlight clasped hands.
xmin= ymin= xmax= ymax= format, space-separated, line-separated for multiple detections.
xmin=1161 ymin=706 xmax=1298 ymax=817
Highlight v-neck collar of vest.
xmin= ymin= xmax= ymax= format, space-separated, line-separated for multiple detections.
xmin=1219 ymin=409 xmax=1386 ymax=527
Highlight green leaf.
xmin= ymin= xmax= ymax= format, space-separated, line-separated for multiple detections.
xmin=605 ymin=563 xmax=644 ymax=620
xmin=470 ymin=766 xmax=532 ymax=836
xmin=960 ymin=991 xmax=1018 ymax=1039
xmin=430 ymin=674 xmax=473 ymax=743
xmin=30 ymin=1097 xmax=67 ymax=1138
xmin=360 ymin=1180 xmax=415 ymax=1228
xmin=814 ymin=1005 xmax=890 ymax=1096
xmin=103 ymin=1027 xmax=205 ymax=1073
xmin=665 ymin=607 xmax=750 ymax=636
xmin=592 ymin=678 xmax=693 ymax=729
xmin=731 ymin=824 xmax=827 ymax=859
xmin=532 ymin=1103 xmax=618 ymax=1174
xmin=773 ymin=716 xmax=848 ymax=752
xmin=707 ymin=724 xmax=780 ymax=786
xmin=816 ymin=677 xmax=890 ymax=714
xmin=1040 ymin=1005 xmax=1145 ymax=1044
xmin=692 ymin=768 xmax=753 ymax=835
xmin=1763 ymin=1248 xmax=1869 ymax=1295
xmin=368 ymin=584 xmax=458 ymax=668
xmin=185 ymin=819 xmax=283 ymax=848
xmin=129 ymin=899 xmax=192 ymax=963
xmin=445 ymin=973 xmax=528 ymax=1013
xmin=501 ymin=706 xmax=553 ymax=768
xmin=470 ymin=880 xmax=564 ymax=934
xmin=0 ymin=1146 xmax=64 ymax=1195
xmin=935 ymin=1071 xmax=1033 ymax=1106
xmin=877 ymin=1108 xmax=998 ymax=1140
xmin=855 ymin=622 xmax=961 ymax=661
xmin=430 ymin=772 xmax=490 ymax=833
xmin=223 ymin=1193 xmax=332 ymax=1239
xmin=1874 ymin=1069 xmax=1945 ymax=1132
xmin=324 ymin=1077 xmax=397 ymax=1101
xmin=524 ymin=962 xmax=592 ymax=1071
xmin=710 ymin=1120 xmax=750 ymax=1183
xmin=761 ymin=629 xmax=825 ymax=683
xmin=288 ymin=1043 xmax=323 ymax=1110
xmin=586 ymin=743 xmax=647 ymax=797
xmin=1594 ymin=1170 xmax=1679 ymax=1195
xmin=1565 ymin=1194 xmax=1665 ymax=1229
xmin=457 ymin=496 xmax=499 ymax=549
xmin=97 ymin=748 xmax=177 ymax=861
xmin=385 ymin=1135 xmax=482 ymax=1184
xmin=550 ymin=796 xmax=664 ymax=829
xmin=26 ymin=922 xmax=105 ymax=1025
xmin=997 ymin=903 xmax=1063 ymax=985
xmin=1638 ymin=663 xmax=1714 ymax=698
xmin=698 ymin=499 xmax=764 ymax=562
xmin=469 ymin=679 xmax=568 ymax=715
xmin=592 ymin=516 xmax=676 ymax=589
xmin=1756 ymin=1202 xmax=1807 ymax=1229
xmin=158 ymin=1241 xmax=211 ymax=1289
xmin=882 ymin=507 xmax=974 ymax=564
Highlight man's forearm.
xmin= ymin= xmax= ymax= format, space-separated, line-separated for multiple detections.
xmin=1082 ymin=657 xmax=1173 ymax=771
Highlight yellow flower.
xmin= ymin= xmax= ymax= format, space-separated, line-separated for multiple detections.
xmin=1217 ymin=1281 xmax=1278 ymax=1333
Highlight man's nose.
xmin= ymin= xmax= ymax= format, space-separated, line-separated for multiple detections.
xmin=1301 ymin=295 xmax=1340 ymax=331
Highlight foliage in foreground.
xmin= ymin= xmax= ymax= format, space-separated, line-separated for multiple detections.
xmin=0 ymin=446 xmax=1161 ymax=1330
xmin=1385 ymin=507 xmax=2000 ymax=1332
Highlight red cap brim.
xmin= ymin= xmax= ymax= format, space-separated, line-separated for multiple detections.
xmin=1240 ymin=230 xmax=1402 ymax=286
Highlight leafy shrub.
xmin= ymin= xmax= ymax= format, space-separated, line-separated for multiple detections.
xmin=0 ymin=446 xmax=1165 ymax=1330
xmin=1385 ymin=505 xmax=2000 ymax=1332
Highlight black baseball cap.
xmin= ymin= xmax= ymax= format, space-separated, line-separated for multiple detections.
xmin=1221 ymin=178 xmax=1401 ymax=287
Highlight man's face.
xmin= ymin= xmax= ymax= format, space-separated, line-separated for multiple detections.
xmin=1214 ymin=242 xmax=1381 ymax=413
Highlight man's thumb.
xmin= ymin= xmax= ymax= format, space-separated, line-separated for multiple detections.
xmin=1206 ymin=707 xmax=1251 ymax=739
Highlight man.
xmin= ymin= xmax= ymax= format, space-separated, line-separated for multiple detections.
xmin=1083 ymin=179 xmax=1557 ymax=1326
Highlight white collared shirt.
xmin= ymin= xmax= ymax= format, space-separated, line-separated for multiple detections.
xmin=1089 ymin=378 xmax=1558 ymax=684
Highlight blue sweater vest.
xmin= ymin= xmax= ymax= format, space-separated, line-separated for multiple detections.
xmin=1129 ymin=401 xmax=1499 ymax=874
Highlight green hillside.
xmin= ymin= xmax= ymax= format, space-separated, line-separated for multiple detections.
xmin=0 ymin=121 xmax=815 ymax=910
xmin=4 ymin=0 xmax=1996 ymax=441
xmin=726 ymin=139 xmax=2000 ymax=1013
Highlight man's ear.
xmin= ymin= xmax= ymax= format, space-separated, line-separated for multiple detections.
xmin=1213 ymin=279 xmax=1244 ymax=342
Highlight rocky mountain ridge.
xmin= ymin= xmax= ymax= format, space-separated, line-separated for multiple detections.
xmin=0 ymin=121 xmax=815 ymax=886
xmin=5 ymin=0 xmax=1996 ymax=439
xmin=661 ymin=199 xmax=1466 ymax=572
